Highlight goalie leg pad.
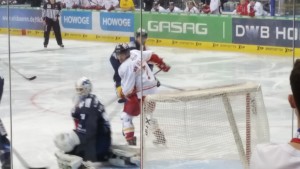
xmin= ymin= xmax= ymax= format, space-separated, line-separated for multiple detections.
xmin=108 ymin=146 xmax=140 ymax=167
xmin=55 ymin=151 xmax=83 ymax=169
xmin=54 ymin=131 xmax=80 ymax=153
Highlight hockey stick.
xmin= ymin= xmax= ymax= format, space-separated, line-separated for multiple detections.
xmin=154 ymin=69 xmax=162 ymax=75
xmin=0 ymin=60 xmax=37 ymax=81
xmin=13 ymin=148 xmax=47 ymax=169
xmin=160 ymin=83 xmax=185 ymax=91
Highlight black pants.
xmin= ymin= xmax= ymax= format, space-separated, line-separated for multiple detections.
xmin=44 ymin=18 xmax=63 ymax=46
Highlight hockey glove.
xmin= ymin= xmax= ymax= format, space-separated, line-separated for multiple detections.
xmin=157 ymin=62 xmax=170 ymax=72
xmin=116 ymin=86 xmax=125 ymax=99
xmin=149 ymin=54 xmax=170 ymax=72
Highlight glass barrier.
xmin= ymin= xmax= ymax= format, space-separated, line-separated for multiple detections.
xmin=2 ymin=0 xmax=299 ymax=168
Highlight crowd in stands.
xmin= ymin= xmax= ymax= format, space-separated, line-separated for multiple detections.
xmin=0 ymin=0 xmax=272 ymax=17
xmin=56 ymin=0 xmax=270 ymax=17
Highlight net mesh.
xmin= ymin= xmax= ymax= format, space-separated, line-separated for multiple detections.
xmin=142 ymin=82 xmax=270 ymax=169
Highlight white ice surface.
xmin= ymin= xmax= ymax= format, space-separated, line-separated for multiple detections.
xmin=0 ymin=35 xmax=296 ymax=168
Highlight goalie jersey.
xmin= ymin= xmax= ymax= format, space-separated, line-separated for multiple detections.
xmin=71 ymin=94 xmax=111 ymax=161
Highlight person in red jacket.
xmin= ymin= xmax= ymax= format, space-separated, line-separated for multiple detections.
xmin=236 ymin=0 xmax=249 ymax=16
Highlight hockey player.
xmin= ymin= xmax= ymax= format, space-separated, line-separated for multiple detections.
xmin=250 ymin=60 xmax=300 ymax=169
xmin=110 ymin=28 xmax=156 ymax=103
xmin=0 ymin=77 xmax=11 ymax=169
xmin=114 ymin=43 xmax=170 ymax=145
xmin=54 ymin=77 xmax=140 ymax=169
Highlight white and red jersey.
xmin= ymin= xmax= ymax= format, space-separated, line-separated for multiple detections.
xmin=118 ymin=50 xmax=157 ymax=98
xmin=250 ymin=143 xmax=300 ymax=169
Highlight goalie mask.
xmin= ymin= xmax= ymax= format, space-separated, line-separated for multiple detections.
xmin=75 ymin=77 xmax=92 ymax=97
xmin=115 ymin=43 xmax=130 ymax=63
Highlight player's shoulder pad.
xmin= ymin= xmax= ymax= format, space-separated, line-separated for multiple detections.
xmin=89 ymin=94 xmax=100 ymax=107
xmin=90 ymin=94 xmax=105 ymax=112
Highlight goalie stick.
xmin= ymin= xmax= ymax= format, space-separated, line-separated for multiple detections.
xmin=0 ymin=59 xmax=36 ymax=81
xmin=13 ymin=148 xmax=47 ymax=169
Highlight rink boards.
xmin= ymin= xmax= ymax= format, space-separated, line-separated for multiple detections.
xmin=0 ymin=7 xmax=299 ymax=56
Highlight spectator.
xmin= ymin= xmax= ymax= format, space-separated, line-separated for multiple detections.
xmin=247 ymin=0 xmax=264 ymax=16
xmin=120 ymin=0 xmax=135 ymax=11
xmin=93 ymin=0 xmax=105 ymax=10
xmin=209 ymin=0 xmax=221 ymax=14
xmin=250 ymin=59 xmax=300 ymax=169
xmin=236 ymin=0 xmax=249 ymax=16
xmin=151 ymin=2 xmax=166 ymax=12
xmin=184 ymin=1 xmax=199 ymax=13
xmin=79 ymin=0 xmax=91 ymax=8
xmin=69 ymin=0 xmax=80 ymax=9
xmin=102 ymin=0 xmax=118 ymax=11
xmin=144 ymin=0 xmax=154 ymax=11
xmin=166 ymin=1 xmax=182 ymax=13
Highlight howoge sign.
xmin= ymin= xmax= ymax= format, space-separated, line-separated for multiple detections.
xmin=233 ymin=18 xmax=300 ymax=47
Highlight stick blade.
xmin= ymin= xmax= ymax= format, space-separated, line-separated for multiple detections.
xmin=28 ymin=76 xmax=37 ymax=81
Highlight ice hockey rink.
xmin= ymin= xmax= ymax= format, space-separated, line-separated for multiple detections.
xmin=0 ymin=35 xmax=296 ymax=169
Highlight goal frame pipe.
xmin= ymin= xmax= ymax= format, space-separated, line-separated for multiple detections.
xmin=222 ymin=94 xmax=249 ymax=169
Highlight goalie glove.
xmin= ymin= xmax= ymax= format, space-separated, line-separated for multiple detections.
xmin=54 ymin=131 xmax=80 ymax=153
xmin=149 ymin=54 xmax=171 ymax=72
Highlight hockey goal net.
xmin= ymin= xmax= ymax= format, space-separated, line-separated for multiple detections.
xmin=142 ymin=82 xmax=269 ymax=169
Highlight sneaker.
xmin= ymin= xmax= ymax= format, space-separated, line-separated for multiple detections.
xmin=59 ymin=44 xmax=64 ymax=48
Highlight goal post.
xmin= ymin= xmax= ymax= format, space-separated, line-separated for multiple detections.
xmin=142 ymin=82 xmax=270 ymax=169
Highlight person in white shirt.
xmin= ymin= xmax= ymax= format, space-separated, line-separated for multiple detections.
xmin=184 ymin=1 xmax=199 ymax=13
xmin=209 ymin=0 xmax=221 ymax=14
xmin=247 ymin=0 xmax=264 ymax=16
xmin=250 ymin=59 xmax=300 ymax=169
xmin=166 ymin=2 xmax=182 ymax=13
xmin=114 ymin=43 xmax=170 ymax=146
xmin=79 ymin=0 xmax=91 ymax=8
xmin=151 ymin=2 xmax=166 ymax=12
xmin=102 ymin=0 xmax=118 ymax=11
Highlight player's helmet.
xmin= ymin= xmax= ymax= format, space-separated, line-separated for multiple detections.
xmin=115 ymin=43 xmax=130 ymax=57
xmin=75 ymin=77 xmax=92 ymax=97
xmin=135 ymin=28 xmax=148 ymax=38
